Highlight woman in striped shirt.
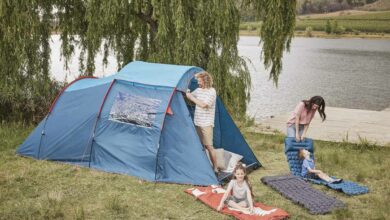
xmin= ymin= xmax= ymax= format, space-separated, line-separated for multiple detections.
xmin=186 ymin=71 xmax=218 ymax=173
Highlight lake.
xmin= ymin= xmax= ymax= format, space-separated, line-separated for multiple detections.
xmin=50 ymin=35 xmax=390 ymax=121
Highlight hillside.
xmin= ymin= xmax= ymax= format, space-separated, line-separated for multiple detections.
xmin=297 ymin=0 xmax=382 ymax=14
xmin=358 ymin=0 xmax=390 ymax=10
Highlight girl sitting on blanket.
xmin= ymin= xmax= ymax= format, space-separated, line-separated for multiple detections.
xmin=217 ymin=162 xmax=254 ymax=213
xmin=299 ymin=149 xmax=342 ymax=184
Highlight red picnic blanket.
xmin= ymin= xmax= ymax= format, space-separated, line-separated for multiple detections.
xmin=185 ymin=186 xmax=289 ymax=220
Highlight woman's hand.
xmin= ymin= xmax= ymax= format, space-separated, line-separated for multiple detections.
xmin=295 ymin=134 xmax=301 ymax=142
xmin=186 ymin=92 xmax=192 ymax=100
xmin=217 ymin=204 xmax=223 ymax=211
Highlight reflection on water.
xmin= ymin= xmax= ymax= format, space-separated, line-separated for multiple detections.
xmin=49 ymin=35 xmax=390 ymax=121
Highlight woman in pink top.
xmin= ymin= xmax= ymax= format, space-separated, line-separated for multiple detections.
xmin=286 ymin=96 xmax=326 ymax=142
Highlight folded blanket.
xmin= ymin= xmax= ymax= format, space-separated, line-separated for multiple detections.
xmin=228 ymin=207 xmax=277 ymax=216
xmin=285 ymin=137 xmax=369 ymax=195
xmin=185 ymin=185 xmax=289 ymax=220
xmin=261 ymin=175 xmax=346 ymax=215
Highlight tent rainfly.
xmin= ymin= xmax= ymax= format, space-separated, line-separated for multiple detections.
xmin=17 ymin=61 xmax=261 ymax=185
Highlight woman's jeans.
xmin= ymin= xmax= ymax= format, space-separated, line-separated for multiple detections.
xmin=287 ymin=124 xmax=304 ymax=137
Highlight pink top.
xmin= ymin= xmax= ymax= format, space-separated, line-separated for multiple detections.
xmin=287 ymin=102 xmax=316 ymax=126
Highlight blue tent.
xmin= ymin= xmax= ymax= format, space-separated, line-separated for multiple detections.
xmin=17 ymin=61 xmax=261 ymax=185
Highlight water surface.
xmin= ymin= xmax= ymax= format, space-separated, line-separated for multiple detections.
xmin=239 ymin=37 xmax=390 ymax=120
xmin=50 ymin=36 xmax=390 ymax=121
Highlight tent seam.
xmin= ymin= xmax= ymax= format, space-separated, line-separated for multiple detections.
xmin=154 ymin=87 xmax=177 ymax=182
xmin=87 ymin=79 xmax=116 ymax=168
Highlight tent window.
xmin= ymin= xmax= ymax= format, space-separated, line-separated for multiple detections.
xmin=109 ymin=92 xmax=162 ymax=127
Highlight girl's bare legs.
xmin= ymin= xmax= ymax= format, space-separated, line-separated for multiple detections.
xmin=316 ymin=170 xmax=334 ymax=182
xmin=227 ymin=200 xmax=249 ymax=212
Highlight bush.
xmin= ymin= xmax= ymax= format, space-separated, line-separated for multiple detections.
xmin=305 ymin=26 xmax=313 ymax=37
xmin=325 ymin=20 xmax=332 ymax=34
xmin=0 ymin=80 xmax=65 ymax=123
xmin=247 ymin=24 xmax=257 ymax=31
xmin=331 ymin=20 xmax=339 ymax=33
xmin=352 ymin=29 xmax=360 ymax=35
xmin=334 ymin=25 xmax=346 ymax=34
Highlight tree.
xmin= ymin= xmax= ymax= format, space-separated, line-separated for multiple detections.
xmin=0 ymin=0 xmax=296 ymax=122
xmin=0 ymin=1 xmax=63 ymax=123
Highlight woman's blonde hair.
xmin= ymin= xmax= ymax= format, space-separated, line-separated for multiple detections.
xmin=195 ymin=71 xmax=213 ymax=88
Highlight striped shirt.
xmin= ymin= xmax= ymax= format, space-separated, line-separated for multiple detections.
xmin=192 ymin=88 xmax=216 ymax=127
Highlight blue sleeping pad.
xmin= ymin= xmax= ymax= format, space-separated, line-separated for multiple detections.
xmin=284 ymin=137 xmax=369 ymax=196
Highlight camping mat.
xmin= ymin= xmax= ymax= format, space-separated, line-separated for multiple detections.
xmin=261 ymin=175 xmax=345 ymax=215
xmin=185 ymin=186 xmax=289 ymax=220
xmin=284 ymin=137 xmax=369 ymax=196
xmin=307 ymin=178 xmax=369 ymax=195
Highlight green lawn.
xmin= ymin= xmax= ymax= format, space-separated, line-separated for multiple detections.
xmin=295 ymin=19 xmax=390 ymax=33
xmin=299 ymin=11 xmax=390 ymax=20
xmin=241 ymin=11 xmax=390 ymax=34
xmin=1 ymin=123 xmax=389 ymax=219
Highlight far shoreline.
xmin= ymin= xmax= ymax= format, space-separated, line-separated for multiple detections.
xmin=240 ymin=30 xmax=390 ymax=40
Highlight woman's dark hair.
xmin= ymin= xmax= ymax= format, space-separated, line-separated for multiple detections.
xmin=303 ymin=96 xmax=326 ymax=121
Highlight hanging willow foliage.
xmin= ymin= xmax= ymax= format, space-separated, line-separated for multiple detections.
xmin=0 ymin=0 xmax=63 ymax=123
xmin=253 ymin=0 xmax=296 ymax=85
xmin=0 ymin=0 xmax=295 ymax=123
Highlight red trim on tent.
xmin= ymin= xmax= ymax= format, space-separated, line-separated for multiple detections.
xmin=154 ymin=87 xmax=176 ymax=182
xmin=97 ymin=79 xmax=116 ymax=118
xmin=49 ymin=76 xmax=98 ymax=113
xmin=166 ymin=106 xmax=173 ymax=115
xmin=161 ymin=87 xmax=176 ymax=130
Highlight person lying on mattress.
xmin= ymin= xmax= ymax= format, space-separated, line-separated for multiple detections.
xmin=217 ymin=162 xmax=254 ymax=213
xmin=299 ymin=149 xmax=343 ymax=184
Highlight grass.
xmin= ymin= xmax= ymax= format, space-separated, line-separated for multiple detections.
xmin=295 ymin=19 xmax=390 ymax=33
xmin=297 ymin=11 xmax=390 ymax=34
xmin=1 ymin=123 xmax=390 ymax=219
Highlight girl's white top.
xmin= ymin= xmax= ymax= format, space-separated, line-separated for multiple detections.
xmin=228 ymin=179 xmax=250 ymax=199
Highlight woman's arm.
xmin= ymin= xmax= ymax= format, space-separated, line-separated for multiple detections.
xmin=302 ymin=124 xmax=310 ymax=140
xmin=295 ymin=116 xmax=301 ymax=141
xmin=217 ymin=183 xmax=233 ymax=211
xmin=186 ymin=92 xmax=208 ymax=108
